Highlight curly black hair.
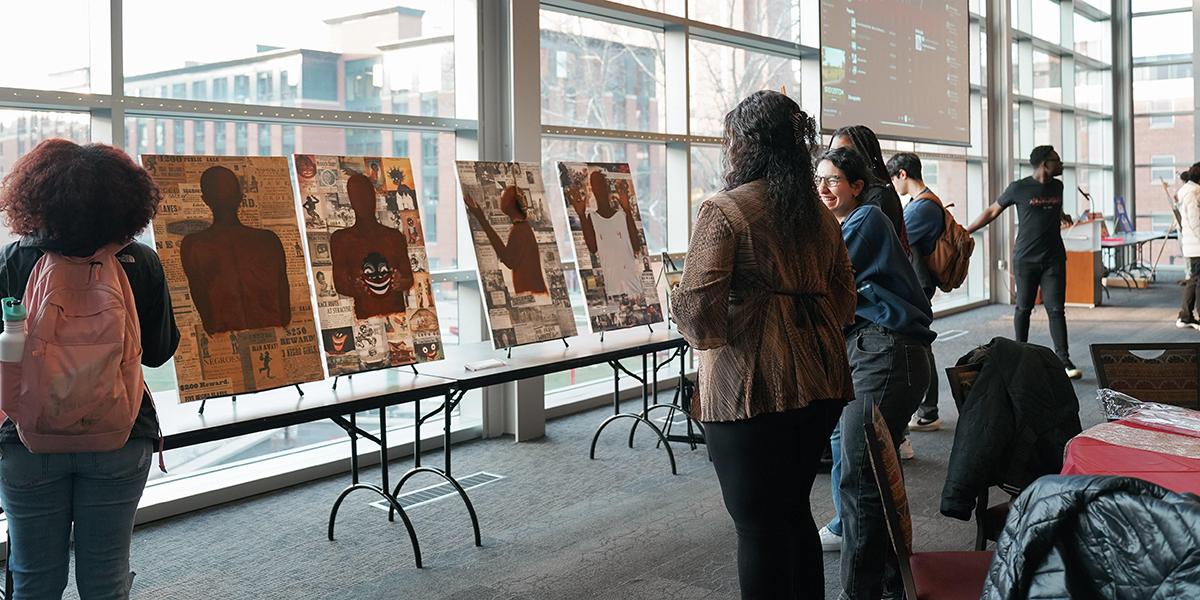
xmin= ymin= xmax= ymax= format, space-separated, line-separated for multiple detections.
xmin=0 ymin=139 xmax=161 ymax=252
xmin=721 ymin=90 xmax=821 ymax=236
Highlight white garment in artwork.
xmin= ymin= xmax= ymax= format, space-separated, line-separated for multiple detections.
xmin=590 ymin=209 xmax=644 ymax=298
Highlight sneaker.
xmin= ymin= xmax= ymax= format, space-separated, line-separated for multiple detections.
xmin=899 ymin=438 xmax=915 ymax=460
xmin=908 ymin=416 xmax=941 ymax=432
xmin=819 ymin=525 xmax=842 ymax=552
xmin=1177 ymin=318 xmax=1200 ymax=330
xmin=1063 ymin=359 xmax=1083 ymax=380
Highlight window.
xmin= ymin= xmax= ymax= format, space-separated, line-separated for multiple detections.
xmin=1151 ymin=114 xmax=1176 ymax=129
xmin=282 ymin=125 xmax=295 ymax=155
xmin=154 ymin=122 xmax=166 ymax=153
xmin=689 ymin=39 xmax=803 ymax=137
xmin=420 ymin=133 xmax=439 ymax=245
xmin=172 ymin=120 xmax=185 ymax=153
xmin=212 ymin=78 xmax=229 ymax=102
xmin=192 ymin=81 xmax=208 ymax=101
xmin=539 ymin=10 xmax=667 ymax=133
xmin=193 ymin=121 xmax=206 ymax=153
xmin=0 ymin=110 xmax=90 ymax=244
xmin=256 ymin=124 xmax=272 ymax=155
xmin=235 ymin=122 xmax=248 ymax=155
xmin=0 ymin=2 xmax=95 ymax=91
xmin=1150 ymin=155 xmax=1177 ymax=184
xmin=1133 ymin=13 xmax=1193 ymax=59
xmin=214 ymin=122 xmax=227 ymax=154
xmin=233 ymin=75 xmax=250 ymax=102
xmin=256 ymin=72 xmax=273 ymax=102
xmin=1031 ymin=0 xmax=1061 ymax=44
xmin=1031 ymin=51 xmax=1062 ymax=103
xmin=123 ymin=1 xmax=460 ymax=117
xmin=690 ymin=0 xmax=802 ymax=40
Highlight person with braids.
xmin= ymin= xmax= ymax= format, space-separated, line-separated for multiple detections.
xmin=0 ymin=140 xmax=179 ymax=598
xmin=829 ymin=125 xmax=910 ymax=255
xmin=815 ymin=147 xmax=934 ymax=600
xmin=672 ymin=90 xmax=856 ymax=599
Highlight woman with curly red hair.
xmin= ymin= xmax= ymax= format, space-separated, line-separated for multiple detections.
xmin=0 ymin=139 xmax=179 ymax=599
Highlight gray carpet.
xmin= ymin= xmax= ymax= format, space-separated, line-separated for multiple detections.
xmin=67 ymin=283 xmax=1194 ymax=598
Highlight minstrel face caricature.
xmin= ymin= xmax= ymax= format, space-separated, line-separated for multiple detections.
xmin=361 ymin=252 xmax=393 ymax=296
xmin=330 ymin=331 xmax=349 ymax=353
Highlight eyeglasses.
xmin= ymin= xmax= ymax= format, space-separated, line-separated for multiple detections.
xmin=815 ymin=175 xmax=844 ymax=188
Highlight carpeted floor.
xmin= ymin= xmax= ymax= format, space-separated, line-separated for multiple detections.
xmin=62 ymin=282 xmax=1196 ymax=598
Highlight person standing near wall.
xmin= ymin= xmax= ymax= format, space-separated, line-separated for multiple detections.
xmin=1176 ymin=163 xmax=1200 ymax=329
xmin=672 ymin=90 xmax=857 ymax=599
xmin=887 ymin=152 xmax=945 ymax=432
xmin=967 ymin=145 xmax=1083 ymax=379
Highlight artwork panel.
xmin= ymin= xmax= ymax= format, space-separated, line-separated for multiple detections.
xmin=556 ymin=162 xmax=663 ymax=332
xmin=457 ymin=161 xmax=577 ymax=349
xmin=144 ymin=154 xmax=323 ymax=403
xmin=293 ymin=154 xmax=444 ymax=376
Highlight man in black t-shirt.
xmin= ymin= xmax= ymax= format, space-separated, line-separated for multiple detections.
xmin=967 ymin=145 xmax=1082 ymax=379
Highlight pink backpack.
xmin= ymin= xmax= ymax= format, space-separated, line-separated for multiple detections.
xmin=1 ymin=244 xmax=145 ymax=453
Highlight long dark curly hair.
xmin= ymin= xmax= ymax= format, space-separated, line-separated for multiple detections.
xmin=722 ymin=90 xmax=821 ymax=237
xmin=0 ymin=139 xmax=161 ymax=252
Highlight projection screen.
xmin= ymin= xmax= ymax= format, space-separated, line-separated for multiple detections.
xmin=820 ymin=0 xmax=970 ymax=145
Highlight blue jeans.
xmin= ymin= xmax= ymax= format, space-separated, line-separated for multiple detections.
xmin=827 ymin=421 xmax=844 ymax=536
xmin=0 ymin=439 xmax=152 ymax=600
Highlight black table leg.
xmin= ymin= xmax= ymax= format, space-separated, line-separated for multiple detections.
xmin=589 ymin=356 xmax=678 ymax=475
xmin=326 ymin=410 xmax=423 ymax=568
xmin=389 ymin=389 xmax=482 ymax=547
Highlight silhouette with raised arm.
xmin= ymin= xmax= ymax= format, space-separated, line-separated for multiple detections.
xmin=181 ymin=166 xmax=290 ymax=335
xmin=464 ymin=182 xmax=548 ymax=295
xmin=569 ymin=170 xmax=644 ymax=298
xmin=330 ymin=173 xmax=414 ymax=319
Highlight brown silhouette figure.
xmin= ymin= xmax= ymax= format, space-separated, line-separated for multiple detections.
xmin=330 ymin=173 xmax=414 ymax=319
xmin=181 ymin=166 xmax=291 ymax=335
xmin=465 ymin=184 xmax=548 ymax=295
xmin=570 ymin=171 xmax=640 ymax=256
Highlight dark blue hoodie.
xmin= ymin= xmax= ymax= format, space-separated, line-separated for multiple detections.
xmin=841 ymin=203 xmax=936 ymax=345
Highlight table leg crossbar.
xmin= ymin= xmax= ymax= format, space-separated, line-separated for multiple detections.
xmin=588 ymin=352 xmax=680 ymax=475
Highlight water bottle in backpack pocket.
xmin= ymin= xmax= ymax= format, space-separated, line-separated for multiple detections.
xmin=0 ymin=245 xmax=145 ymax=454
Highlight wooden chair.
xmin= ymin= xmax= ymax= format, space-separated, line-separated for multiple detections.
xmin=1090 ymin=343 xmax=1200 ymax=410
xmin=864 ymin=407 xmax=992 ymax=600
xmin=945 ymin=364 xmax=1019 ymax=551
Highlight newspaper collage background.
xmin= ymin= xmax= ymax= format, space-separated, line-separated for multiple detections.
xmin=457 ymin=161 xmax=578 ymax=350
xmin=144 ymin=155 xmax=323 ymax=403
xmin=294 ymin=155 xmax=443 ymax=376
xmin=557 ymin=162 xmax=663 ymax=332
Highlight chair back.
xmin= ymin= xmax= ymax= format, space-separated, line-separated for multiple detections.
xmin=863 ymin=406 xmax=918 ymax=600
xmin=1090 ymin=343 xmax=1200 ymax=410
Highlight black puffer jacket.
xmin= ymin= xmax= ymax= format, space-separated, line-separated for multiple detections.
xmin=983 ymin=475 xmax=1200 ymax=599
xmin=941 ymin=337 xmax=1082 ymax=519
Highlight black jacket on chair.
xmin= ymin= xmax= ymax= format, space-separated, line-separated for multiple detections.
xmin=983 ymin=475 xmax=1200 ymax=599
xmin=941 ymin=337 xmax=1082 ymax=520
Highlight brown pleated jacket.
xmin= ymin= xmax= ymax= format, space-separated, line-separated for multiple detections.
xmin=672 ymin=180 xmax=857 ymax=422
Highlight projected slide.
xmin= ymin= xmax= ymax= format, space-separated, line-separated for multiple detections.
xmin=821 ymin=0 xmax=969 ymax=145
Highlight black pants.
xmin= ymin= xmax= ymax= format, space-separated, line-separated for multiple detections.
xmin=840 ymin=326 xmax=930 ymax=600
xmin=706 ymin=400 xmax=844 ymax=600
xmin=1180 ymin=257 xmax=1200 ymax=320
xmin=1014 ymin=260 xmax=1070 ymax=363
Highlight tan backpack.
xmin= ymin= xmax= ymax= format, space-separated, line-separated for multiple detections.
xmin=916 ymin=191 xmax=975 ymax=293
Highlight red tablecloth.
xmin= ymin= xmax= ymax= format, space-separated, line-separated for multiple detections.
xmin=1061 ymin=420 xmax=1200 ymax=496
